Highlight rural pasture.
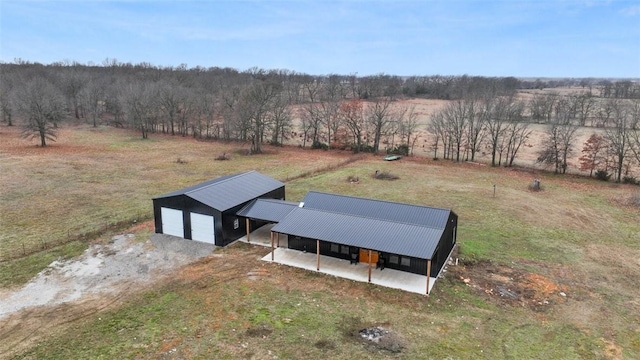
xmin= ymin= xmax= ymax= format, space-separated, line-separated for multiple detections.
xmin=1 ymin=125 xmax=639 ymax=359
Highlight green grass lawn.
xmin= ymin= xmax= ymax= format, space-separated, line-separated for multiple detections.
xmin=2 ymin=125 xmax=640 ymax=359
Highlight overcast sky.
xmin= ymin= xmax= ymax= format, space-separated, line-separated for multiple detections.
xmin=1 ymin=0 xmax=639 ymax=78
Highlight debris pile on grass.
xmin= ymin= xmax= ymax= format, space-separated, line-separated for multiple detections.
xmin=358 ymin=327 xmax=406 ymax=353
xmin=452 ymin=261 xmax=568 ymax=311
xmin=176 ymin=157 xmax=188 ymax=164
xmin=360 ymin=327 xmax=388 ymax=342
xmin=347 ymin=175 xmax=360 ymax=183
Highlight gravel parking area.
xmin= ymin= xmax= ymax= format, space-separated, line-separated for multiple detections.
xmin=0 ymin=233 xmax=215 ymax=320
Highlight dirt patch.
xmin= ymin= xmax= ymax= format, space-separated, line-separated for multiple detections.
xmin=245 ymin=325 xmax=273 ymax=338
xmin=450 ymin=260 xmax=568 ymax=311
xmin=0 ymin=233 xmax=215 ymax=357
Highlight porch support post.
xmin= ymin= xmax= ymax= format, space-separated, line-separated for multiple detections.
xmin=277 ymin=232 xmax=280 ymax=247
xmin=316 ymin=240 xmax=320 ymax=271
xmin=246 ymin=218 xmax=251 ymax=243
xmin=368 ymin=250 xmax=372 ymax=282
xmin=270 ymin=231 xmax=274 ymax=261
xmin=426 ymin=260 xmax=432 ymax=295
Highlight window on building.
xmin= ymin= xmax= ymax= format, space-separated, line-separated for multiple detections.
xmin=233 ymin=218 xmax=240 ymax=229
xmin=340 ymin=245 xmax=350 ymax=254
xmin=400 ymin=257 xmax=411 ymax=267
xmin=331 ymin=244 xmax=339 ymax=253
xmin=389 ymin=255 xmax=399 ymax=264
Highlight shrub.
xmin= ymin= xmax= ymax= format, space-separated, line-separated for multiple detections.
xmin=595 ymin=169 xmax=611 ymax=181
xmin=214 ymin=152 xmax=230 ymax=161
xmin=388 ymin=144 xmax=409 ymax=156
xmin=622 ymin=176 xmax=639 ymax=185
xmin=311 ymin=141 xmax=328 ymax=150
xmin=373 ymin=170 xmax=399 ymax=181
xmin=528 ymin=179 xmax=543 ymax=192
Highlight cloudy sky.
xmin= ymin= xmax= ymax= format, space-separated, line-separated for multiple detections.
xmin=1 ymin=0 xmax=639 ymax=78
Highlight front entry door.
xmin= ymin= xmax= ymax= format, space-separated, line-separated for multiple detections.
xmin=359 ymin=248 xmax=379 ymax=264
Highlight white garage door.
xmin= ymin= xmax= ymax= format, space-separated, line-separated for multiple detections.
xmin=161 ymin=207 xmax=184 ymax=238
xmin=190 ymin=212 xmax=215 ymax=244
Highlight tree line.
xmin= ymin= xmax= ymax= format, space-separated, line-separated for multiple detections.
xmin=1 ymin=60 xmax=639 ymax=181
xmin=426 ymin=92 xmax=640 ymax=182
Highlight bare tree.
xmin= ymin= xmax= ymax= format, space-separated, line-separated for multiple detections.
xmin=504 ymin=119 xmax=531 ymax=167
xmin=0 ymin=76 xmax=14 ymax=126
xmin=238 ymin=80 xmax=281 ymax=153
xmin=339 ymin=98 xmax=365 ymax=153
xmin=366 ymin=96 xmax=395 ymax=154
xmin=16 ymin=78 xmax=66 ymax=146
xmin=269 ymin=92 xmax=293 ymax=145
xmin=484 ymin=96 xmax=509 ymax=166
xmin=573 ymin=93 xmax=596 ymax=127
xmin=442 ymin=100 xmax=468 ymax=162
xmin=122 ymin=82 xmax=158 ymax=139
xmin=427 ymin=112 xmax=448 ymax=159
xmin=537 ymin=116 xmax=578 ymax=174
xmin=464 ymin=98 xmax=485 ymax=161
xmin=603 ymin=100 xmax=633 ymax=182
xmin=529 ymin=93 xmax=557 ymax=123
xmin=628 ymin=100 xmax=640 ymax=165
xmin=81 ymin=77 xmax=105 ymax=127
xmin=396 ymin=104 xmax=420 ymax=155
xmin=60 ymin=68 xmax=85 ymax=119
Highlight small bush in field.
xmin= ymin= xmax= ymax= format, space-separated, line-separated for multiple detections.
xmin=373 ymin=170 xmax=399 ymax=181
xmin=622 ymin=176 xmax=639 ymax=185
xmin=215 ymin=152 xmax=230 ymax=161
xmin=528 ymin=179 xmax=543 ymax=192
xmin=595 ymin=169 xmax=611 ymax=181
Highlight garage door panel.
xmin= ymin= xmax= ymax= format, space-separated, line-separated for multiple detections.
xmin=161 ymin=207 xmax=184 ymax=238
xmin=190 ymin=212 xmax=215 ymax=244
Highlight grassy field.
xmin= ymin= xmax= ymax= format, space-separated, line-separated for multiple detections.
xmin=2 ymin=125 xmax=639 ymax=359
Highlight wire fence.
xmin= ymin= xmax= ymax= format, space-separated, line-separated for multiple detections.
xmin=1 ymin=211 xmax=152 ymax=262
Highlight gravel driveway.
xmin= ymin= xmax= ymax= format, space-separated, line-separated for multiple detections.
xmin=0 ymin=233 xmax=215 ymax=320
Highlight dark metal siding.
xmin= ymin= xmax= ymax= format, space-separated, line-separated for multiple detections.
xmin=154 ymin=185 xmax=284 ymax=247
xmin=153 ymin=195 xmax=221 ymax=242
xmin=220 ymin=187 xmax=285 ymax=246
xmin=288 ymin=238 xmax=355 ymax=261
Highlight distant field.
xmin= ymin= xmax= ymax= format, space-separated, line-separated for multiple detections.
xmin=285 ymin=94 xmax=619 ymax=176
xmin=1 ymin=125 xmax=639 ymax=358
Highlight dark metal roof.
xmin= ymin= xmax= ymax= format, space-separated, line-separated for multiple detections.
xmin=271 ymin=208 xmax=444 ymax=259
xmin=236 ymin=198 xmax=300 ymax=223
xmin=302 ymin=191 xmax=452 ymax=229
xmin=154 ymin=171 xmax=284 ymax=211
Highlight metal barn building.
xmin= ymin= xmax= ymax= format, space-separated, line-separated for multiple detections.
xmin=152 ymin=171 xmax=285 ymax=246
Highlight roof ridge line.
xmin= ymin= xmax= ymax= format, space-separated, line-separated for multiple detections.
xmin=184 ymin=170 xmax=254 ymax=194
xmin=297 ymin=206 xmax=445 ymax=231
xmin=306 ymin=190 xmax=451 ymax=212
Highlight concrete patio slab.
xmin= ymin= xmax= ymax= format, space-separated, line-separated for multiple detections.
xmin=237 ymin=223 xmax=288 ymax=248
xmin=237 ymin=223 xmax=438 ymax=295
xmin=261 ymin=247 xmax=436 ymax=295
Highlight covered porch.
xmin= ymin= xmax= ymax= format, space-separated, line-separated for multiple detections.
xmin=236 ymin=224 xmax=437 ymax=295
